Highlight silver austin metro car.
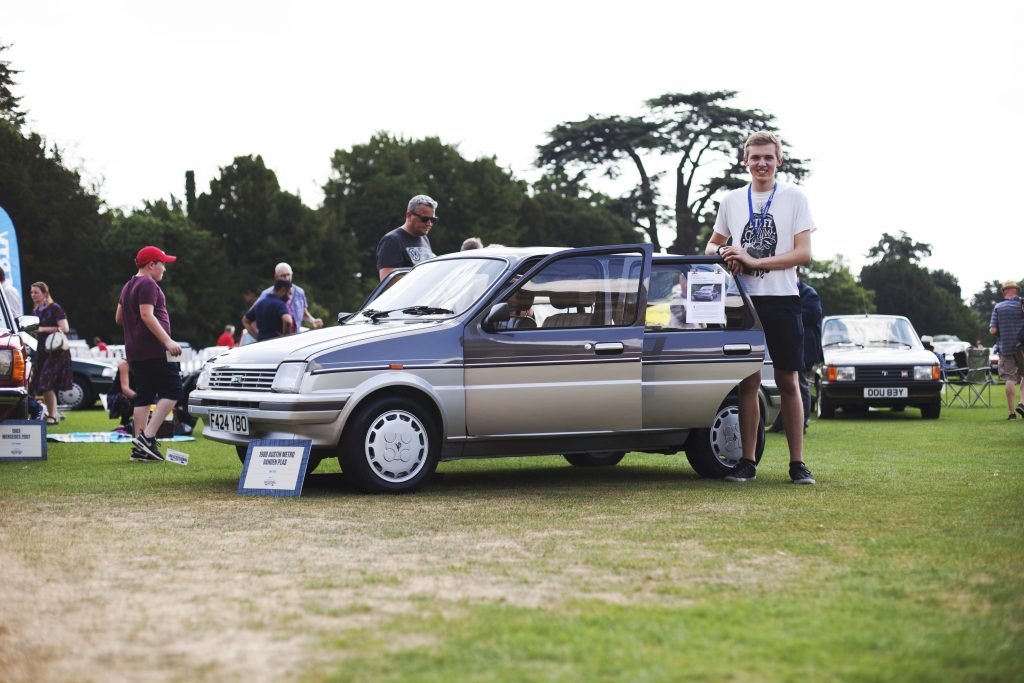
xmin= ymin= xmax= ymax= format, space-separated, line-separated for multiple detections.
xmin=189 ymin=245 xmax=769 ymax=492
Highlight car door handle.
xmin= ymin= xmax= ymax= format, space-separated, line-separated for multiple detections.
xmin=723 ymin=344 xmax=751 ymax=355
xmin=594 ymin=342 xmax=624 ymax=355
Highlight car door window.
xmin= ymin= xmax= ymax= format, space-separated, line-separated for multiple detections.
xmin=646 ymin=262 xmax=754 ymax=331
xmin=503 ymin=252 xmax=644 ymax=329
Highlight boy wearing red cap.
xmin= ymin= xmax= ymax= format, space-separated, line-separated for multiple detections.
xmin=114 ymin=246 xmax=182 ymax=461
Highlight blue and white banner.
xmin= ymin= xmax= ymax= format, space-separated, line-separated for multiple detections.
xmin=0 ymin=206 xmax=22 ymax=305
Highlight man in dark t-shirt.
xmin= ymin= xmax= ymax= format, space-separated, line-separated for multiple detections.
xmin=243 ymin=279 xmax=294 ymax=341
xmin=376 ymin=194 xmax=438 ymax=280
xmin=115 ymin=245 xmax=182 ymax=462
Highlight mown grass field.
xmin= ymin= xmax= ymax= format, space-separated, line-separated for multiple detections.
xmin=1 ymin=401 xmax=1022 ymax=683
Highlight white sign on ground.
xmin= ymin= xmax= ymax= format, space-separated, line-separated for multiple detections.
xmin=237 ymin=439 xmax=311 ymax=497
xmin=166 ymin=449 xmax=190 ymax=466
xmin=0 ymin=420 xmax=47 ymax=461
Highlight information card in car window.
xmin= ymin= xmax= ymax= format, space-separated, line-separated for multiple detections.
xmin=686 ymin=272 xmax=727 ymax=325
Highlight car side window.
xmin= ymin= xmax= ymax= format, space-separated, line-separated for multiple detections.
xmin=503 ymin=252 xmax=644 ymax=329
xmin=646 ymin=263 xmax=754 ymax=332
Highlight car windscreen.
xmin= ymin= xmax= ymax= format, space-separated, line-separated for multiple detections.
xmin=353 ymin=257 xmax=507 ymax=321
xmin=823 ymin=317 xmax=923 ymax=349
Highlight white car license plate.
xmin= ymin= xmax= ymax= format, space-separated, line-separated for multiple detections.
xmin=864 ymin=387 xmax=908 ymax=398
xmin=208 ymin=410 xmax=249 ymax=435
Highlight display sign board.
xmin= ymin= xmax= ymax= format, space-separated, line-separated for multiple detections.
xmin=0 ymin=420 xmax=47 ymax=461
xmin=237 ymin=439 xmax=311 ymax=496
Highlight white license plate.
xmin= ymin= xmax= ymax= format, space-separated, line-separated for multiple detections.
xmin=864 ymin=387 xmax=908 ymax=398
xmin=207 ymin=410 xmax=249 ymax=435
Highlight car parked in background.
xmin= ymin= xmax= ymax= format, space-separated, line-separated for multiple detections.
xmin=931 ymin=334 xmax=971 ymax=369
xmin=191 ymin=245 xmax=772 ymax=492
xmin=817 ymin=314 xmax=942 ymax=419
xmin=63 ymin=356 xmax=118 ymax=410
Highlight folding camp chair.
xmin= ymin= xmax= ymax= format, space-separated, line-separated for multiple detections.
xmin=943 ymin=348 xmax=993 ymax=408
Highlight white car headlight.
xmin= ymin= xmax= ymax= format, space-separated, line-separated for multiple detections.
xmin=101 ymin=366 xmax=117 ymax=378
xmin=835 ymin=366 xmax=856 ymax=381
xmin=272 ymin=362 xmax=307 ymax=393
xmin=914 ymin=365 xmax=936 ymax=381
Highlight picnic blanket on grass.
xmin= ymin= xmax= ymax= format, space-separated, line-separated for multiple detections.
xmin=46 ymin=432 xmax=196 ymax=443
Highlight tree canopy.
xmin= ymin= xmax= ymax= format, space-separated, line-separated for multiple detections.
xmin=537 ymin=90 xmax=809 ymax=254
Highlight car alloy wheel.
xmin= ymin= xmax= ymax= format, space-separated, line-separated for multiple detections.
xmin=58 ymin=377 xmax=90 ymax=411
xmin=342 ymin=396 xmax=440 ymax=493
xmin=684 ymin=396 xmax=764 ymax=478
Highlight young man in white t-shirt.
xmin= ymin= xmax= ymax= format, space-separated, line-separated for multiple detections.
xmin=705 ymin=131 xmax=816 ymax=484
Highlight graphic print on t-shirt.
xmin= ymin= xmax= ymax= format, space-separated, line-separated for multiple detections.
xmin=740 ymin=211 xmax=777 ymax=279
xmin=407 ymin=246 xmax=434 ymax=265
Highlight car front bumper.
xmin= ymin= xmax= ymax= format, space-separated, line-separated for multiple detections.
xmin=188 ymin=389 xmax=349 ymax=447
xmin=819 ymin=381 xmax=942 ymax=406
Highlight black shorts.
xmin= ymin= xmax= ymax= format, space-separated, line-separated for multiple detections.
xmin=130 ymin=359 xmax=183 ymax=406
xmin=751 ymin=296 xmax=804 ymax=372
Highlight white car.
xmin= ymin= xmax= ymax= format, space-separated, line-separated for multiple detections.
xmin=816 ymin=314 xmax=943 ymax=419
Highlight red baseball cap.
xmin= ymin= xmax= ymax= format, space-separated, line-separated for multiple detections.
xmin=135 ymin=245 xmax=177 ymax=268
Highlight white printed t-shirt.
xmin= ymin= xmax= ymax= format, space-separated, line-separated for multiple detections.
xmin=712 ymin=181 xmax=816 ymax=296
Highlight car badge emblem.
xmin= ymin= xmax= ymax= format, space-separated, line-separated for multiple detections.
xmin=901 ymin=370 xmax=909 ymax=378
xmin=230 ymin=375 xmax=243 ymax=386
xmin=881 ymin=370 xmax=888 ymax=377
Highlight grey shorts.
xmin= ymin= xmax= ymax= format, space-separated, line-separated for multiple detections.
xmin=997 ymin=350 xmax=1024 ymax=383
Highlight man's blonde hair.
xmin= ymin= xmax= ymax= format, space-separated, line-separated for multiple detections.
xmin=743 ymin=131 xmax=783 ymax=162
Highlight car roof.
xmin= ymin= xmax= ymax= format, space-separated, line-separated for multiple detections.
xmin=823 ymin=314 xmax=911 ymax=322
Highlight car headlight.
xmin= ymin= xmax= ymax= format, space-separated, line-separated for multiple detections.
xmin=101 ymin=366 xmax=117 ymax=378
xmin=915 ymin=365 xmax=939 ymax=381
xmin=0 ymin=349 xmax=12 ymax=378
xmin=196 ymin=362 xmax=214 ymax=390
xmin=272 ymin=362 xmax=307 ymax=393
xmin=825 ymin=365 xmax=856 ymax=381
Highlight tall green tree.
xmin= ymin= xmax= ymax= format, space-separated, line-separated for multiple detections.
xmin=192 ymin=155 xmax=331 ymax=310
xmin=537 ymin=90 xmax=809 ymax=255
xmin=860 ymin=232 xmax=978 ymax=339
xmin=0 ymin=121 xmax=111 ymax=337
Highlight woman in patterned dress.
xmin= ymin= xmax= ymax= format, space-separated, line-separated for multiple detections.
xmin=28 ymin=282 xmax=73 ymax=424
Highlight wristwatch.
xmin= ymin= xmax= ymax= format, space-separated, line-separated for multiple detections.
xmin=716 ymin=245 xmax=726 ymax=257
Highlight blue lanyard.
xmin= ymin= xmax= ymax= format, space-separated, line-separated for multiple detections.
xmin=747 ymin=182 xmax=777 ymax=239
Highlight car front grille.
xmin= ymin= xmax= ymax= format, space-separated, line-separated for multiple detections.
xmin=856 ymin=366 xmax=915 ymax=383
xmin=209 ymin=368 xmax=276 ymax=391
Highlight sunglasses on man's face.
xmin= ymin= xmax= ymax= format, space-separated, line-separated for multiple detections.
xmin=411 ymin=213 xmax=439 ymax=225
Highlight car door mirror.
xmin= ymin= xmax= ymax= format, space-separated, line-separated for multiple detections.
xmin=18 ymin=315 xmax=40 ymax=333
xmin=482 ymin=303 xmax=510 ymax=333
xmin=337 ymin=311 xmax=353 ymax=324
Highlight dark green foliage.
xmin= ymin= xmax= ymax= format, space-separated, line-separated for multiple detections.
xmin=866 ymin=231 xmax=932 ymax=263
xmin=860 ymin=259 xmax=978 ymax=340
xmin=184 ymin=170 xmax=196 ymax=218
xmin=0 ymin=121 xmax=112 ymax=337
xmin=803 ymin=257 xmax=876 ymax=317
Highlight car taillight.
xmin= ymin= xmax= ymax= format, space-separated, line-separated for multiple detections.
xmin=13 ymin=348 xmax=25 ymax=382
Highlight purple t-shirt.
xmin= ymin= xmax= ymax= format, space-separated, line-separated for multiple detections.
xmin=119 ymin=275 xmax=171 ymax=361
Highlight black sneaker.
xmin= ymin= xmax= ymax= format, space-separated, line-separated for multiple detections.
xmin=789 ymin=461 xmax=816 ymax=485
xmin=724 ymin=459 xmax=757 ymax=482
xmin=1016 ymin=403 xmax=1024 ymax=418
xmin=129 ymin=445 xmax=156 ymax=462
xmin=131 ymin=434 xmax=165 ymax=461
xmin=1008 ymin=413 xmax=1018 ymax=421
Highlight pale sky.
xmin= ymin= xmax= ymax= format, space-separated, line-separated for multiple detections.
xmin=5 ymin=0 xmax=1022 ymax=300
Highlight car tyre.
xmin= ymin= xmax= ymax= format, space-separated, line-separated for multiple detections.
xmin=340 ymin=396 xmax=439 ymax=493
xmin=59 ymin=374 xmax=93 ymax=411
xmin=564 ymin=451 xmax=626 ymax=467
xmin=920 ymin=400 xmax=941 ymax=419
xmin=684 ymin=396 xmax=764 ymax=478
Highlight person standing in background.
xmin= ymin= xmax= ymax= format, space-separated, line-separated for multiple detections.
xmin=115 ymin=246 xmax=183 ymax=462
xmin=28 ymin=281 xmax=72 ymax=425
xmin=989 ymin=280 xmax=1024 ymax=420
